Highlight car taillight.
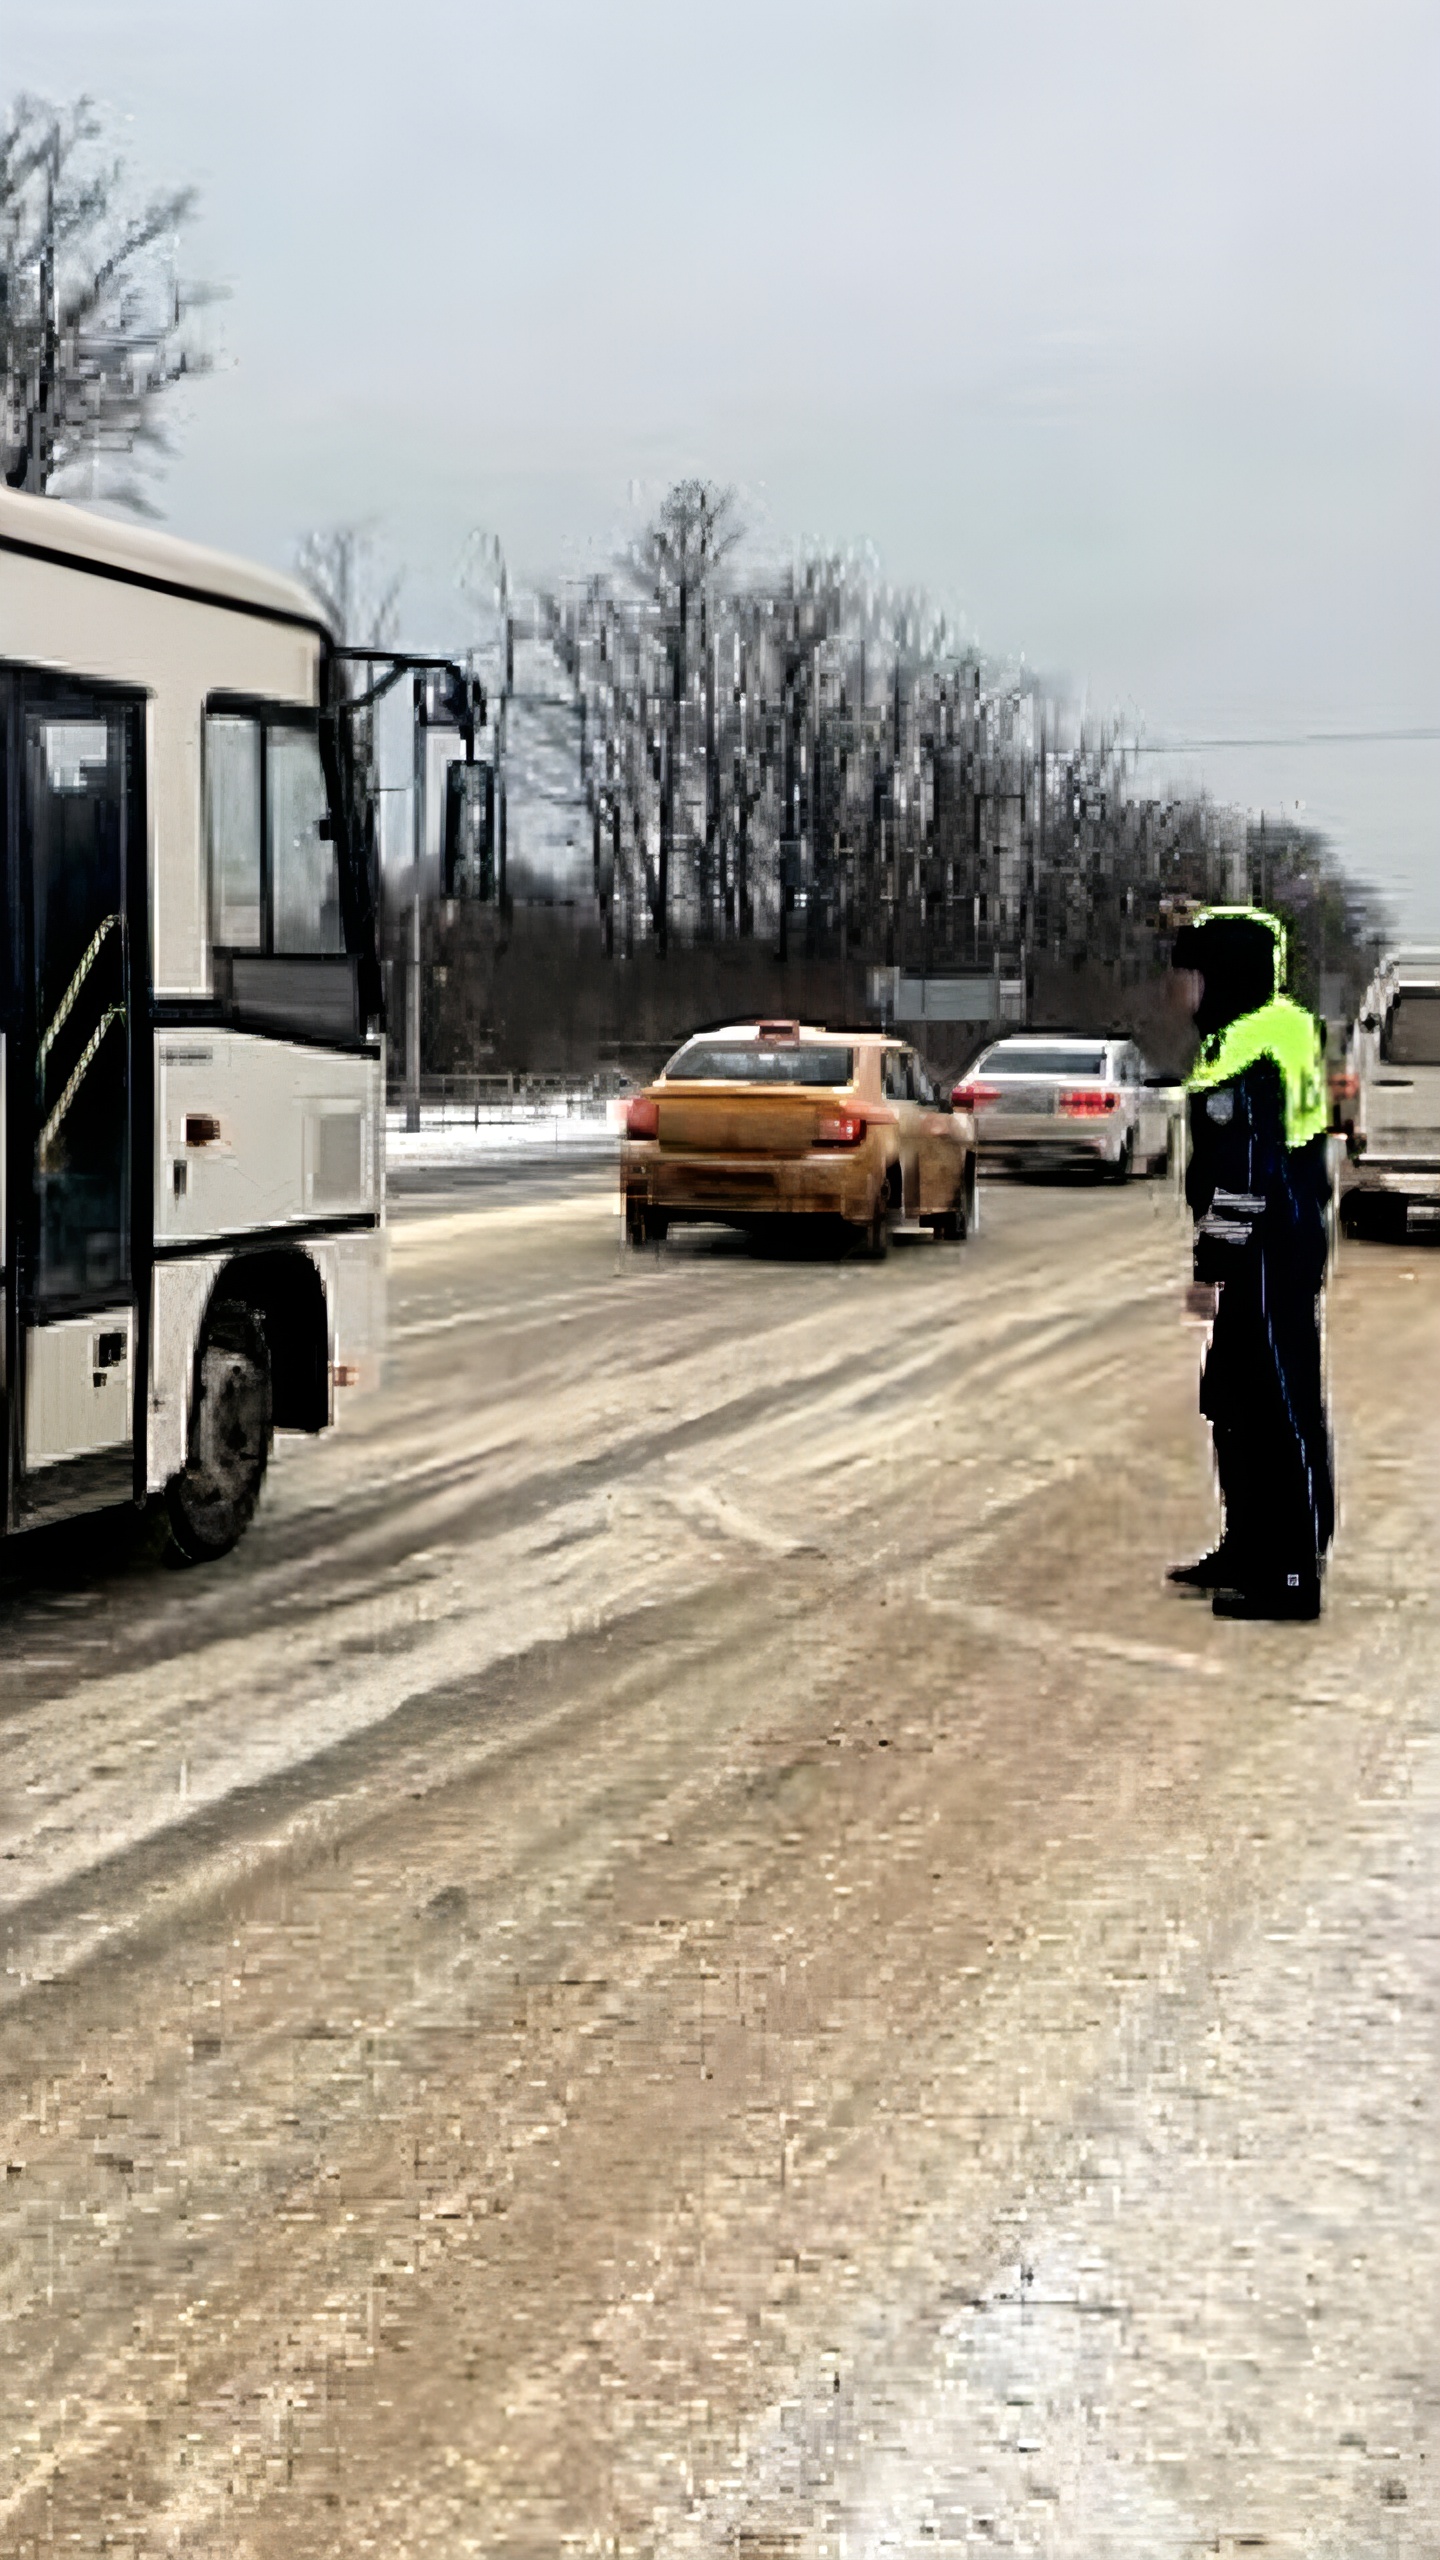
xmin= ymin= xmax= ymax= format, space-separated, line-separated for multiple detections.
xmin=813 ymin=1109 xmax=867 ymax=1147
xmin=625 ymin=1094 xmax=659 ymax=1139
xmin=1059 ymin=1087 xmax=1119 ymax=1117
xmin=952 ymin=1080 xmax=1001 ymax=1110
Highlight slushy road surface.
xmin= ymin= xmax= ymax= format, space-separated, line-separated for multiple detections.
xmin=1 ymin=1175 xmax=1435 ymax=2554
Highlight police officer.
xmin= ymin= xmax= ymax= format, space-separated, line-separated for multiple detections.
xmin=1167 ymin=905 xmax=1334 ymax=1619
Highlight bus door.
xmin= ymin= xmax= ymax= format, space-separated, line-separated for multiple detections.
xmin=3 ymin=685 xmax=145 ymax=1532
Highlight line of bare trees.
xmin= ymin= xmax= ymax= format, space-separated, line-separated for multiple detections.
xmin=543 ymin=480 xmax=1382 ymax=1017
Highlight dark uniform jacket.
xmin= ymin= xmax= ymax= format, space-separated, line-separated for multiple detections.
xmin=1186 ymin=1054 xmax=1334 ymax=1571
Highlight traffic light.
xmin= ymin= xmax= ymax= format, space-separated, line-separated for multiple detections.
xmin=442 ymin=759 xmax=496 ymax=900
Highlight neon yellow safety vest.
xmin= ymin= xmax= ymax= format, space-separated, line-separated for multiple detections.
xmin=1187 ymin=995 xmax=1328 ymax=1150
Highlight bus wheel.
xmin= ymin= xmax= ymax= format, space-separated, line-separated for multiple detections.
xmin=166 ymin=1301 xmax=273 ymax=1563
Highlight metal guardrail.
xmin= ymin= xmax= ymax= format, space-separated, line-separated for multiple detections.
xmin=384 ymin=1071 xmax=629 ymax=1127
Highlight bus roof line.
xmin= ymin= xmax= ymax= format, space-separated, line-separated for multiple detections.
xmin=0 ymin=526 xmax=332 ymax=643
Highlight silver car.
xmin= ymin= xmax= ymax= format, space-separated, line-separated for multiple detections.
xmin=952 ymin=1033 xmax=1176 ymax=1180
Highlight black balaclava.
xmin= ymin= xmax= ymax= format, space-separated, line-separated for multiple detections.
xmin=1171 ymin=913 xmax=1277 ymax=1038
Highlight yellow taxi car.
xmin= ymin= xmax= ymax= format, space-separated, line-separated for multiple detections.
xmin=620 ymin=1020 xmax=977 ymax=1257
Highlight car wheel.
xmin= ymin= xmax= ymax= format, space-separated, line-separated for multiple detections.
xmin=626 ymin=1198 xmax=667 ymax=1248
xmin=1109 ymin=1131 xmax=1135 ymax=1183
xmin=1344 ymin=1190 xmax=1407 ymax=1243
xmin=936 ymin=1155 xmax=977 ymax=1242
xmin=866 ymin=1178 xmax=894 ymax=1261
xmin=165 ymin=1300 xmax=273 ymax=1563
xmin=1377 ymin=1195 xmax=1409 ymax=1242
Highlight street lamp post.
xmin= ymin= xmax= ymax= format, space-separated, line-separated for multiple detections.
xmin=407 ymin=671 xmax=425 ymax=1134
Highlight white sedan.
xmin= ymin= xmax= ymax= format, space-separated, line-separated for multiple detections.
xmin=952 ymin=1033 xmax=1176 ymax=1180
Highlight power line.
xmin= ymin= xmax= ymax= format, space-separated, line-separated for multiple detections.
xmin=1130 ymin=726 xmax=1440 ymax=754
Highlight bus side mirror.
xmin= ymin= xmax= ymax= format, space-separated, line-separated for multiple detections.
xmin=442 ymin=760 xmax=495 ymax=899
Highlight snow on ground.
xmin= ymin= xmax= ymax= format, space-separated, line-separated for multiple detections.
xmin=384 ymin=1102 xmax=620 ymax=1169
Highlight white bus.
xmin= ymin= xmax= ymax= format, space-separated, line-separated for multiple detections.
xmin=1 ymin=487 xmax=385 ymax=1560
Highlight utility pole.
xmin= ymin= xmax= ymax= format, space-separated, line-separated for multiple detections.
xmin=457 ymin=527 xmax=513 ymax=919
xmin=499 ymin=565 xmax=512 ymax=915
xmin=407 ymin=671 xmax=425 ymax=1133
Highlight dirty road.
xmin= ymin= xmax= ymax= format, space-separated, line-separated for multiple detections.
xmin=1 ymin=1175 xmax=1436 ymax=2555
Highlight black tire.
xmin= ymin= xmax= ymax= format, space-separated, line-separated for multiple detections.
xmin=866 ymin=1177 xmax=894 ymax=1261
xmin=166 ymin=1300 xmax=273 ymax=1563
xmin=935 ymin=1154 xmax=977 ymax=1242
xmin=1108 ymin=1130 xmax=1135 ymax=1183
xmin=625 ymin=1198 xmax=667 ymax=1249
xmin=1341 ymin=1189 xmax=1407 ymax=1243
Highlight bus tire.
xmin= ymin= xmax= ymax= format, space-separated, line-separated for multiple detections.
xmin=166 ymin=1300 xmax=273 ymax=1563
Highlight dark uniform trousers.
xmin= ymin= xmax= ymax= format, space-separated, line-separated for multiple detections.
xmin=1188 ymin=1061 xmax=1334 ymax=1590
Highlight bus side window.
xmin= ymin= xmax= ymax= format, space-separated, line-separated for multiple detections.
xmin=204 ymin=711 xmax=343 ymax=958
xmin=270 ymin=727 xmax=343 ymax=955
xmin=206 ymin=716 xmax=263 ymax=950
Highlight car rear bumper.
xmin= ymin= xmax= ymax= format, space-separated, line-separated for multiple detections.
xmin=621 ymin=1141 xmax=874 ymax=1222
xmin=1340 ymin=1158 xmax=1440 ymax=1199
xmin=978 ymin=1127 xmax=1120 ymax=1170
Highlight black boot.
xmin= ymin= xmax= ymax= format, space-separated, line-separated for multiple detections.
xmin=1212 ymin=1570 xmax=1321 ymax=1622
xmin=1166 ymin=1544 xmax=1241 ymax=1593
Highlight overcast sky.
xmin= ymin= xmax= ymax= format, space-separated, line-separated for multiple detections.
xmin=13 ymin=0 xmax=1440 ymax=928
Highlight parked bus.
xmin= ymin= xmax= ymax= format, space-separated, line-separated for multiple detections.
xmin=0 ymin=487 xmax=385 ymax=1560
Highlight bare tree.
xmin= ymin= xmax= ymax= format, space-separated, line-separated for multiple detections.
xmin=295 ymin=523 xmax=403 ymax=654
xmin=295 ymin=525 xmax=405 ymax=976
xmin=631 ymin=480 xmax=740 ymax=950
xmin=1 ymin=93 xmax=217 ymax=510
